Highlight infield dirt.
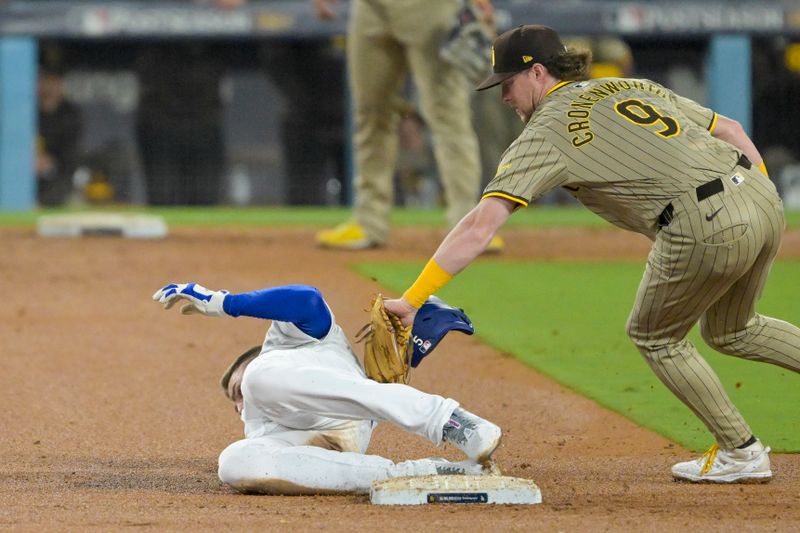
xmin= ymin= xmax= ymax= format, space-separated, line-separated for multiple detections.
xmin=2 ymin=225 xmax=799 ymax=531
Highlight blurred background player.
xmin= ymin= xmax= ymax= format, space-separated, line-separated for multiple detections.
xmin=152 ymin=282 xmax=502 ymax=494
xmin=134 ymin=0 xmax=246 ymax=206
xmin=36 ymin=62 xmax=83 ymax=207
xmin=313 ymin=0 xmax=504 ymax=252
xmin=258 ymin=35 xmax=348 ymax=206
xmin=134 ymin=39 xmax=226 ymax=206
xmin=753 ymin=37 xmax=800 ymax=204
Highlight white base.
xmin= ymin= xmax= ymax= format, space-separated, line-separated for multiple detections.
xmin=37 ymin=213 xmax=168 ymax=239
xmin=370 ymin=475 xmax=542 ymax=505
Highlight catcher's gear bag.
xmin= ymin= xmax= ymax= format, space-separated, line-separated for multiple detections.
xmin=439 ymin=0 xmax=495 ymax=85
xmin=410 ymin=296 xmax=474 ymax=368
xmin=356 ymin=294 xmax=412 ymax=384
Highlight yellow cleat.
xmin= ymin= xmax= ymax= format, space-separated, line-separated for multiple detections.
xmin=316 ymin=221 xmax=378 ymax=250
xmin=483 ymin=235 xmax=505 ymax=255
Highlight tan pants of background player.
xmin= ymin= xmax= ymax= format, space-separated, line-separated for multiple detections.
xmin=348 ymin=0 xmax=481 ymax=244
xmin=627 ymin=161 xmax=800 ymax=449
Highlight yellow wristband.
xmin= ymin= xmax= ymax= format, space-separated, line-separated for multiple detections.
xmin=402 ymin=258 xmax=453 ymax=308
xmin=758 ymin=160 xmax=768 ymax=177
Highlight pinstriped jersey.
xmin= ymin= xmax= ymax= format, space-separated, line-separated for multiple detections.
xmin=482 ymin=78 xmax=743 ymax=238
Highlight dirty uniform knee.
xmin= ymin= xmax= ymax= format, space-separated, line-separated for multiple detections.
xmin=217 ymin=440 xmax=251 ymax=491
xmin=218 ymin=439 xmax=285 ymax=494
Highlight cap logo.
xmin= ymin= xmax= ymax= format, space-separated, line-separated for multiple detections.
xmin=522 ymin=55 xmax=534 ymax=63
xmin=412 ymin=335 xmax=432 ymax=353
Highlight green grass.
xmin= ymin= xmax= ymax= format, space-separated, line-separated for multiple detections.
xmin=2 ymin=205 xmax=799 ymax=228
xmin=355 ymin=260 xmax=800 ymax=452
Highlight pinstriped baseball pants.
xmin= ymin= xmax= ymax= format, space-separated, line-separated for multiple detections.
xmin=348 ymin=0 xmax=481 ymax=243
xmin=627 ymin=167 xmax=800 ymax=449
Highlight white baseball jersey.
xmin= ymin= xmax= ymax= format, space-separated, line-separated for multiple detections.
xmin=241 ymin=314 xmax=375 ymax=452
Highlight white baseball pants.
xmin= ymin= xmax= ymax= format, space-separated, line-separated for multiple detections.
xmin=218 ymin=431 xmax=443 ymax=494
xmin=218 ymin=347 xmax=459 ymax=494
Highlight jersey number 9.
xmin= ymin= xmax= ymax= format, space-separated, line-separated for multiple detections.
xmin=614 ymin=99 xmax=681 ymax=138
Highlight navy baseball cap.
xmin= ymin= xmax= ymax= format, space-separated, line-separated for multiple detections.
xmin=476 ymin=24 xmax=566 ymax=91
xmin=409 ymin=296 xmax=474 ymax=368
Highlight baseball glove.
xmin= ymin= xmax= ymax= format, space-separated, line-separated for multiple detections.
xmin=356 ymin=294 xmax=412 ymax=384
xmin=439 ymin=0 xmax=496 ymax=85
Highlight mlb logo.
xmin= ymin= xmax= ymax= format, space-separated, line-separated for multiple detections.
xmin=422 ymin=340 xmax=432 ymax=353
xmin=730 ymin=173 xmax=745 ymax=186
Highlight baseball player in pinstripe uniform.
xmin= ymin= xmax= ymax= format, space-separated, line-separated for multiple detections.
xmin=385 ymin=25 xmax=800 ymax=484
xmin=313 ymin=0 xmax=502 ymax=251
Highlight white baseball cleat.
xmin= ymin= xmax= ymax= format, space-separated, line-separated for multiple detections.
xmin=442 ymin=408 xmax=502 ymax=463
xmin=671 ymin=439 xmax=773 ymax=484
xmin=427 ymin=458 xmax=488 ymax=476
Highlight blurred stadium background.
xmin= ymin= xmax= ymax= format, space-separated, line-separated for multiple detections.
xmin=1 ymin=0 xmax=800 ymax=212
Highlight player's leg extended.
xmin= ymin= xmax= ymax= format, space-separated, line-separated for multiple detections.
xmin=627 ymin=193 xmax=768 ymax=448
xmin=348 ymin=0 xmax=407 ymax=244
xmin=700 ymin=184 xmax=800 ymax=373
xmin=218 ymin=432 xmax=440 ymax=495
xmin=401 ymin=0 xmax=481 ymax=228
xmin=244 ymin=363 xmax=458 ymax=444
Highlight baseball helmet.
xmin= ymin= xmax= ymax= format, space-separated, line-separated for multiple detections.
xmin=409 ymin=296 xmax=474 ymax=368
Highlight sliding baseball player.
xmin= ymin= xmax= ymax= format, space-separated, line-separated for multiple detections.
xmin=152 ymin=282 xmax=501 ymax=494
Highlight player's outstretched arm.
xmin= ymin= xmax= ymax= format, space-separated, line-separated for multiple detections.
xmin=385 ymin=197 xmax=514 ymax=327
xmin=152 ymin=283 xmax=332 ymax=338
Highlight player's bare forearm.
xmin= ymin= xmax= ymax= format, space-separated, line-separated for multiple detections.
xmin=433 ymin=197 xmax=514 ymax=274
xmin=387 ymin=197 xmax=514 ymax=326
xmin=712 ymin=114 xmax=764 ymax=166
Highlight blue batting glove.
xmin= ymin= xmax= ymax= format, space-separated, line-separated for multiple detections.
xmin=152 ymin=282 xmax=229 ymax=317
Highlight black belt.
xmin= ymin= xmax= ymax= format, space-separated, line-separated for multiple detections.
xmin=736 ymin=153 xmax=752 ymax=170
xmin=658 ymin=153 xmax=751 ymax=227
